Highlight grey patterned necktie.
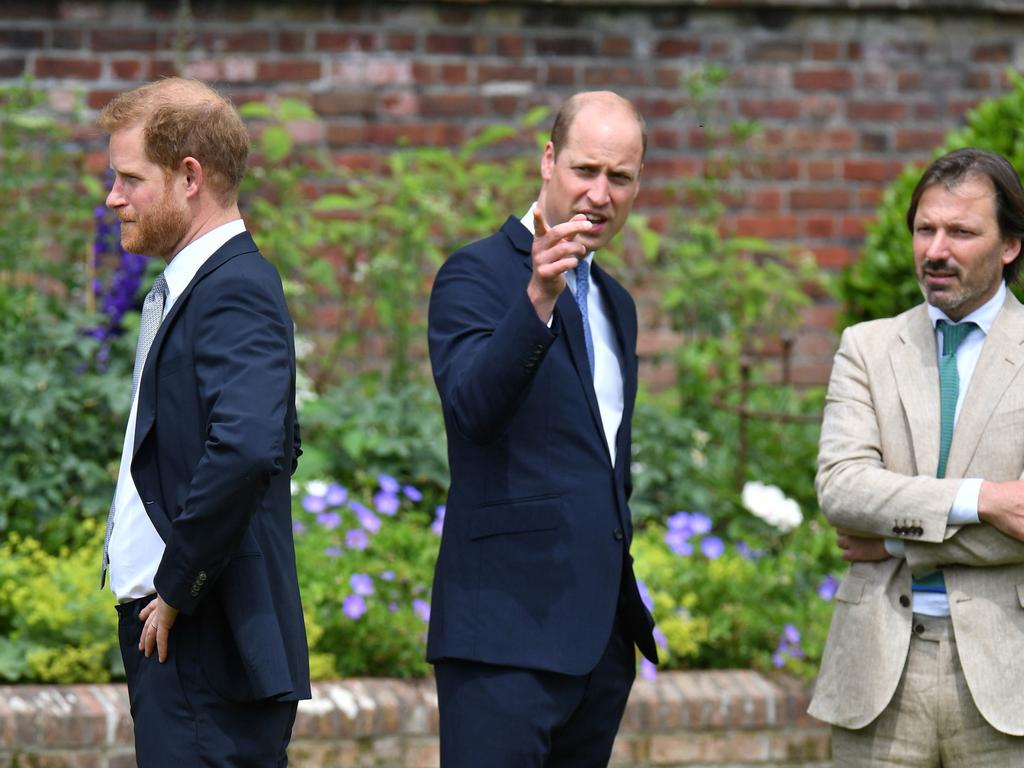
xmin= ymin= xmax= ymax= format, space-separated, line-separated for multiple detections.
xmin=574 ymin=260 xmax=595 ymax=376
xmin=100 ymin=273 xmax=168 ymax=589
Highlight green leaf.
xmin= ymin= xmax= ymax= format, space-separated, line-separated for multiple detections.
xmin=260 ymin=125 xmax=293 ymax=163
xmin=238 ymin=101 xmax=274 ymax=119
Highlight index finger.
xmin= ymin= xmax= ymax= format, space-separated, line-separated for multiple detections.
xmin=532 ymin=204 xmax=549 ymax=237
xmin=157 ymin=625 xmax=170 ymax=663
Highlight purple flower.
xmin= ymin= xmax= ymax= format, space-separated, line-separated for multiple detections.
xmin=292 ymin=521 xmax=306 ymax=535
xmin=817 ymin=575 xmax=839 ymax=602
xmin=665 ymin=527 xmax=693 ymax=556
xmin=302 ymin=495 xmax=327 ymax=514
xmin=653 ymin=626 xmax=669 ymax=650
xmin=324 ymin=547 xmax=342 ymax=558
xmin=772 ymin=623 xmax=805 ymax=668
xmin=783 ymin=623 xmax=801 ymax=644
xmin=350 ymin=573 xmax=374 ymax=596
xmin=412 ymin=599 xmax=431 ymax=622
xmin=388 ymin=602 xmax=399 ymax=613
xmin=346 ymin=529 xmax=369 ymax=550
xmin=666 ymin=511 xmax=693 ymax=531
xmin=640 ymin=658 xmax=657 ymax=681
xmin=700 ymin=535 xmax=725 ymax=559
xmin=342 ymin=595 xmax=366 ymax=620
xmin=316 ymin=511 xmax=341 ymax=530
xmin=378 ymin=474 xmax=400 ymax=494
xmin=431 ymin=505 xmax=446 ymax=536
xmin=736 ymin=540 xmax=756 ymax=559
xmin=373 ymin=491 xmax=400 ymax=516
xmin=380 ymin=570 xmax=395 ymax=581
xmin=325 ymin=483 xmax=348 ymax=506
xmin=403 ymin=484 xmax=423 ymax=502
xmin=350 ymin=501 xmax=381 ymax=533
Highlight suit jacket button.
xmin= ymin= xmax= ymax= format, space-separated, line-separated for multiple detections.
xmin=914 ymin=527 xmax=923 ymax=536
xmin=914 ymin=623 xmax=925 ymax=635
xmin=612 ymin=528 xmax=624 ymax=541
xmin=892 ymin=525 xmax=901 ymax=534
xmin=197 ymin=571 xmax=207 ymax=582
xmin=899 ymin=595 xmax=910 ymax=607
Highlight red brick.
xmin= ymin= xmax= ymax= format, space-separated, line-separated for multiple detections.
xmin=736 ymin=215 xmax=799 ymax=238
xmin=34 ymin=56 xmax=100 ymax=79
xmin=896 ymin=70 xmax=923 ymax=91
xmin=425 ymin=33 xmax=485 ymax=55
xmin=791 ymin=188 xmax=850 ymax=210
xmin=742 ymin=157 xmax=799 ymax=181
xmin=806 ymin=159 xmax=837 ymax=181
xmin=488 ymin=96 xmax=523 ymax=117
xmin=745 ymin=188 xmax=782 ymax=210
xmin=655 ymin=37 xmax=701 ymax=57
xmin=420 ymin=94 xmax=481 ymax=117
xmin=91 ymin=28 xmax=159 ymax=51
xmin=859 ymin=188 xmax=884 ymax=207
xmin=312 ymin=91 xmax=375 ymax=116
xmin=257 ymin=60 xmax=321 ymax=81
xmin=536 ymin=37 xmax=595 ymax=56
xmin=325 ymin=123 xmax=368 ymax=147
xmin=748 ymin=40 xmax=803 ymax=61
xmin=739 ymin=98 xmax=801 ymax=119
xmin=493 ymin=33 xmax=523 ymax=57
xmin=965 ymin=70 xmax=992 ymax=90
xmin=789 ymin=127 xmax=857 ymax=151
xmin=87 ymin=89 xmax=120 ymax=110
xmin=794 ymin=68 xmax=854 ymax=91
xmin=278 ymin=31 xmax=307 ymax=52
xmin=649 ymin=127 xmax=681 ymax=149
xmin=843 ymin=159 xmax=903 ymax=182
xmin=316 ymin=31 xmax=375 ymax=51
xmin=895 ymin=129 xmax=946 ymax=151
xmin=387 ymin=32 xmax=416 ymax=52
xmin=366 ymin=122 xmax=464 ymax=147
xmin=861 ymin=69 xmax=892 ymax=91
xmin=0 ymin=57 xmax=27 ymax=77
xmin=948 ymin=99 xmax=980 ymax=118
xmin=479 ymin=64 xmax=538 ymax=82
xmin=546 ymin=65 xmax=577 ymax=86
xmin=206 ymin=30 xmax=271 ymax=52
xmin=974 ymin=43 xmax=1011 ymax=62
xmin=148 ymin=58 xmax=178 ymax=79
xmin=439 ymin=63 xmax=468 ymax=85
xmin=602 ymin=36 xmax=634 ymax=57
xmin=841 ymin=214 xmax=873 ymax=238
xmin=110 ymin=58 xmax=144 ymax=80
xmin=585 ymin=66 xmax=646 ymax=87
xmin=654 ymin=67 xmax=681 ymax=88
xmin=804 ymin=216 xmax=836 ymax=238
xmin=812 ymin=245 xmax=855 ymax=267
xmin=860 ymin=131 xmax=889 ymax=152
xmin=846 ymin=100 xmax=908 ymax=121
xmin=810 ymin=40 xmax=841 ymax=60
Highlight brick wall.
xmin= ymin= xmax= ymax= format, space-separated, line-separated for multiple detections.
xmin=3 ymin=0 xmax=1023 ymax=383
xmin=0 ymin=671 xmax=831 ymax=767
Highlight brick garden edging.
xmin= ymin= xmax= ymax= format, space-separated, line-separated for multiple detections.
xmin=0 ymin=670 xmax=831 ymax=767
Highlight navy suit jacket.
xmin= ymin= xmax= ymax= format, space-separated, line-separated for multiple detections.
xmin=130 ymin=231 xmax=310 ymax=703
xmin=427 ymin=216 xmax=658 ymax=675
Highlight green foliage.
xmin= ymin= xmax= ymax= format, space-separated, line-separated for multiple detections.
xmin=0 ymin=522 xmax=120 ymax=683
xmin=241 ymin=100 xmax=544 ymax=389
xmin=0 ymin=287 xmax=133 ymax=548
xmin=840 ymin=70 xmax=1024 ymax=326
xmin=633 ymin=513 xmax=844 ymax=679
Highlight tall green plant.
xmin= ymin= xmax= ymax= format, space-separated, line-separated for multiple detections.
xmin=239 ymin=100 xmax=547 ymax=389
xmin=840 ymin=70 xmax=1024 ymax=327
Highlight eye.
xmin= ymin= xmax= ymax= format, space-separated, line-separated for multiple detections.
xmin=573 ymin=166 xmax=598 ymax=178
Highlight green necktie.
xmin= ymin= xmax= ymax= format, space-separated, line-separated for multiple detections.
xmin=936 ymin=319 xmax=977 ymax=479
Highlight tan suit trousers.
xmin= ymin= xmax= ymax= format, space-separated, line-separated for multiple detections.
xmin=831 ymin=615 xmax=1024 ymax=767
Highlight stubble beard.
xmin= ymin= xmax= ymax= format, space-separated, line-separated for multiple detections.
xmin=120 ymin=192 xmax=190 ymax=261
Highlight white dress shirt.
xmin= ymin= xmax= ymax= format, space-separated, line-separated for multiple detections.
xmin=108 ymin=219 xmax=247 ymax=602
xmin=521 ymin=205 xmax=625 ymax=465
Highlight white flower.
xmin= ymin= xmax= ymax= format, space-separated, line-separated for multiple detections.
xmin=741 ymin=481 xmax=803 ymax=533
xmin=305 ymin=480 xmax=328 ymax=498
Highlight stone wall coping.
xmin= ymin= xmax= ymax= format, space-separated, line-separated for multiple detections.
xmin=0 ymin=670 xmax=819 ymax=751
xmin=424 ymin=0 xmax=1022 ymax=14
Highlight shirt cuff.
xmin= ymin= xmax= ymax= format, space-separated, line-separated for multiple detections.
xmin=949 ymin=478 xmax=982 ymax=525
xmin=884 ymin=538 xmax=906 ymax=558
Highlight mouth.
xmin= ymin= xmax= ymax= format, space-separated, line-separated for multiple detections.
xmin=579 ymin=211 xmax=608 ymax=232
xmin=922 ymin=267 xmax=959 ymax=288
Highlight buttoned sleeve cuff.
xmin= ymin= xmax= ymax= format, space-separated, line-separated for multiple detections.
xmin=949 ymin=478 xmax=982 ymax=525
xmin=884 ymin=538 xmax=906 ymax=558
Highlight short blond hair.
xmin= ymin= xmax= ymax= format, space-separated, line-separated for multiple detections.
xmin=98 ymin=78 xmax=249 ymax=205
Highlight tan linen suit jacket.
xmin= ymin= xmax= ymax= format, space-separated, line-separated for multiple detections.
xmin=809 ymin=291 xmax=1024 ymax=736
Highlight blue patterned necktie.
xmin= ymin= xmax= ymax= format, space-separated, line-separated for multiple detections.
xmin=935 ymin=319 xmax=977 ymax=479
xmin=100 ymin=272 xmax=168 ymax=589
xmin=574 ymin=260 xmax=595 ymax=376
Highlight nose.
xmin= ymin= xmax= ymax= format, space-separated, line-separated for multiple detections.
xmin=586 ymin=174 xmax=610 ymax=207
xmin=106 ymin=177 xmax=125 ymax=209
xmin=925 ymin=230 xmax=948 ymax=260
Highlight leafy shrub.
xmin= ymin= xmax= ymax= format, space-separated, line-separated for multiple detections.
xmin=840 ymin=70 xmax=1024 ymax=326
xmin=0 ymin=520 xmax=120 ymax=683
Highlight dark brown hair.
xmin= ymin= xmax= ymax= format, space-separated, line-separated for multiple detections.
xmin=907 ymin=147 xmax=1024 ymax=284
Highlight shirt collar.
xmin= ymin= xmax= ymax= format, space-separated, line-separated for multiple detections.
xmin=163 ymin=219 xmax=247 ymax=305
xmin=520 ymin=202 xmax=595 ymax=268
xmin=927 ymin=281 xmax=1006 ymax=335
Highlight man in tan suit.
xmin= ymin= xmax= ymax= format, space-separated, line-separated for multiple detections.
xmin=812 ymin=147 xmax=1024 ymax=766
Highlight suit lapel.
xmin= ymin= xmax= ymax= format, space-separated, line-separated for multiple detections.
xmin=890 ymin=306 xmax=941 ymax=476
xmin=133 ymin=232 xmax=258 ymax=457
xmin=947 ymin=292 xmax=1024 ymax=476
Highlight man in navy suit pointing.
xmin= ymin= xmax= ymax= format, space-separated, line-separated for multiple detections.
xmin=427 ymin=90 xmax=658 ymax=766
xmin=99 ymin=78 xmax=309 ymax=766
